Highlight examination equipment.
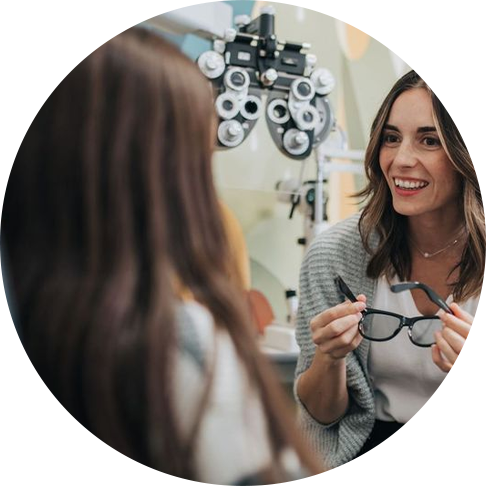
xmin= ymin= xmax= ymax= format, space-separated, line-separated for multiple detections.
xmin=197 ymin=6 xmax=335 ymax=159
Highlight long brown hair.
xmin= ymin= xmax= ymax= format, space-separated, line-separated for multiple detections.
xmin=357 ymin=70 xmax=485 ymax=301
xmin=1 ymin=28 xmax=320 ymax=481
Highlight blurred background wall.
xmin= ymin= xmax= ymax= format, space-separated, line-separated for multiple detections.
xmin=150 ymin=1 xmax=409 ymax=323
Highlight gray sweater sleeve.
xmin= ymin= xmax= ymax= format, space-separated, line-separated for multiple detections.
xmin=294 ymin=214 xmax=377 ymax=468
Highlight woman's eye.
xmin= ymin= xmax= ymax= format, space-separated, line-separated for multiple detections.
xmin=423 ymin=136 xmax=441 ymax=147
xmin=382 ymin=133 xmax=400 ymax=145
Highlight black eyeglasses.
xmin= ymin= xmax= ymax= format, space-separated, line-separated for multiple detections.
xmin=335 ymin=276 xmax=452 ymax=347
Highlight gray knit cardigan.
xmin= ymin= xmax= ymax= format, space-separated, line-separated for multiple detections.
xmin=294 ymin=212 xmax=380 ymax=469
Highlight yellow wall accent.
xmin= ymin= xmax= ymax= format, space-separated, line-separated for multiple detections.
xmin=343 ymin=24 xmax=371 ymax=60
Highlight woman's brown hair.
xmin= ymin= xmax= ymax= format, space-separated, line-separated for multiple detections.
xmin=1 ymin=28 xmax=321 ymax=481
xmin=357 ymin=70 xmax=485 ymax=301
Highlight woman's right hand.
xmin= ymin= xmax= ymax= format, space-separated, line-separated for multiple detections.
xmin=310 ymin=296 xmax=367 ymax=361
xmin=298 ymin=295 xmax=367 ymax=423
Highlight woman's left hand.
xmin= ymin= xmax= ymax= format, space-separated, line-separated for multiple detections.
xmin=432 ymin=303 xmax=473 ymax=372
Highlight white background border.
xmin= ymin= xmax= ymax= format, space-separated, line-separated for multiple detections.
xmin=1 ymin=1 xmax=484 ymax=484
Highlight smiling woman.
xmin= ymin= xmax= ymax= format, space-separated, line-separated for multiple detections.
xmin=358 ymin=72 xmax=484 ymax=303
xmin=293 ymin=70 xmax=485 ymax=468
xmin=379 ymin=88 xmax=461 ymax=220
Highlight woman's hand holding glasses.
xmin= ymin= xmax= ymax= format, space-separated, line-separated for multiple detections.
xmin=433 ymin=303 xmax=473 ymax=372
xmin=310 ymin=296 xmax=367 ymax=361
xmin=297 ymin=296 xmax=368 ymax=425
xmin=333 ymin=275 xmax=473 ymax=373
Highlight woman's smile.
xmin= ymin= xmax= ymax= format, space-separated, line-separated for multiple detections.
xmin=392 ymin=177 xmax=429 ymax=196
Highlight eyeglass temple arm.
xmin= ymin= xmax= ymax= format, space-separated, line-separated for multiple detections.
xmin=390 ymin=282 xmax=452 ymax=314
xmin=335 ymin=276 xmax=359 ymax=303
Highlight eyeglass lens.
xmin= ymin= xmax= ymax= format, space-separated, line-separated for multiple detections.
xmin=360 ymin=313 xmax=442 ymax=346
xmin=409 ymin=318 xmax=442 ymax=346
xmin=360 ymin=313 xmax=401 ymax=341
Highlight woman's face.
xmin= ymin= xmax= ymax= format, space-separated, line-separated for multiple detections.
xmin=379 ymin=88 xmax=461 ymax=220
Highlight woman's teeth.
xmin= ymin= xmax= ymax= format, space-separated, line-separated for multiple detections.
xmin=393 ymin=178 xmax=428 ymax=190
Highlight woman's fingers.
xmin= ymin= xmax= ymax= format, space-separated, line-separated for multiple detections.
xmin=449 ymin=302 xmax=474 ymax=324
xmin=312 ymin=300 xmax=365 ymax=329
xmin=317 ymin=317 xmax=362 ymax=354
xmin=310 ymin=301 xmax=364 ymax=338
xmin=310 ymin=299 xmax=366 ymax=356
xmin=431 ymin=344 xmax=453 ymax=373
xmin=356 ymin=294 xmax=367 ymax=304
xmin=438 ymin=309 xmax=471 ymax=339
xmin=328 ymin=330 xmax=364 ymax=358
xmin=322 ymin=311 xmax=362 ymax=338
xmin=434 ymin=331 xmax=458 ymax=365
xmin=432 ymin=303 xmax=473 ymax=372
xmin=441 ymin=326 xmax=466 ymax=355
xmin=313 ymin=312 xmax=361 ymax=347
xmin=310 ymin=301 xmax=366 ymax=334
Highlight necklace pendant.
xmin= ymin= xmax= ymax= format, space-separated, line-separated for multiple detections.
xmin=411 ymin=226 xmax=466 ymax=260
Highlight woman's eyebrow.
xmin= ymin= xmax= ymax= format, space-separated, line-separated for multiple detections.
xmin=383 ymin=124 xmax=437 ymax=133
xmin=417 ymin=126 xmax=437 ymax=133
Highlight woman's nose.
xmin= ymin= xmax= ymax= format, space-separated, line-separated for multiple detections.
xmin=393 ymin=141 xmax=418 ymax=168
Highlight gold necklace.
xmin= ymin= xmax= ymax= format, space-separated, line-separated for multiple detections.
xmin=411 ymin=227 xmax=466 ymax=259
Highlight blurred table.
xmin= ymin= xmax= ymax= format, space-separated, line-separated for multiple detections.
xmin=261 ymin=345 xmax=299 ymax=391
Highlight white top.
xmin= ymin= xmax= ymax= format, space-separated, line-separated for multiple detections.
xmin=173 ymin=301 xmax=303 ymax=483
xmin=368 ymin=276 xmax=479 ymax=423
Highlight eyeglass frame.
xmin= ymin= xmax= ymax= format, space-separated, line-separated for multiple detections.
xmin=334 ymin=275 xmax=451 ymax=348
